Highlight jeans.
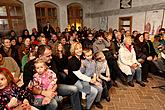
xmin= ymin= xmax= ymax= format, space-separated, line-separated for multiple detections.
xmin=57 ymin=84 xmax=81 ymax=110
xmin=75 ymin=80 xmax=98 ymax=109
xmin=91 ymin=84 xmax=103 ymax=102
xmin=127 ymin=67 xmax=142 ymax=82
xmin=34 ymin=98 xmax=58 ymax=110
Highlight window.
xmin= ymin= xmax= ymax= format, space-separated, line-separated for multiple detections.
xmin=119 ymin=16 xmax=132 ymax=32
xmin=35 ymin=1 xmax=58 ymax=33
xmin=67 ymin=3 xmax=83 ymax=30
xmin=0 ymin=0 xmax=26 ymax=34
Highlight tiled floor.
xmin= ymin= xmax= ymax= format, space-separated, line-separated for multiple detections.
xmin=63 ymin=74 xmax=165 ymax=110
xmin=94 ymin=74 xmax=165 ymax=110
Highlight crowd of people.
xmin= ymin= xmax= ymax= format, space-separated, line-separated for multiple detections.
xmin=0 ymin=23 xmax=165 ymax=110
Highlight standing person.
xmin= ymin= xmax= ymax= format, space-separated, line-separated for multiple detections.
xmin=43 ymin=22 xmax=55 ymax=40
xmin=29 ymin=59 xmax=58 ymax=110
xmin=67 ymin=42 xmax=103 ymax=110
xmin=0 ymin=68 xmax=35 ymax=110
xmin=118 ymin=37 xmax=145 ymax=87
xmin=23 ymin=45 xmax=81 ymax=110
xmin=95 ymin=52 xmax=112 ymax=102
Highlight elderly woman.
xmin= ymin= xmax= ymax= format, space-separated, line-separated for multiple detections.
xmin=118 ymin=37 xmax=145 ymax=87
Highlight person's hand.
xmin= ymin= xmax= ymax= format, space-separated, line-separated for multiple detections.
xmin=42 ymin=89 xmax=56 ymax=97
xmin=105 ymin=77 xmax=111 ymax=82
xmin=13 ymin=103 xmax=31 ymax=110
xmin=7 ymin=97 xmax=18 ymax=108
xmin=42 ymin=97 xmax=51 ymax=105
xmin=94 ymin=81 xmax=102 ymax=87
xmin=147 ymin=56 xmax=153 ymax=61
xmin=23 ymin=99 xmax=29 ymax=104
xmin=63 ymin=69 xmax=68 ymax=75
xmin=90 ymin=78 xmax=96 ymax=84
xmin=130 ymin=63 xmax=138 ymax=69
xmin=113 ymin=54 xmax=118 ymax=59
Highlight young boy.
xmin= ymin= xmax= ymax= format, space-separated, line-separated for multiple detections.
xmin=80 ymin=48 xmax=103 ymax=108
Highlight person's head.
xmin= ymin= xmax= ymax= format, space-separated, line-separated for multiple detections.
xmin=2 ymin=37 xmax=11 ymax=48
xmin=135 ymin=34 xmax=144 ymax=43
xmin=154 ymin=35 xmax=161 ymax=42
xmin=32 ymin=28 xmax=37 ymax=33
xmin=116 ymin=31 xmax=122 ymax=40
xmin=60 ymin=37 xmax=66 ymax=45
xmin=0 ymin=68 xmax=15 ymax=90
xmin=10 ymin=30 xmax=16 ymax=37
xmin=70 ymin=42 xmax=82 ymax=57
xmin=37 ymin=45 xmax=52 ymax=63
xmin=0 ymin=53 xmax=3 ymax=62
xmin=22 ymin=29 xmax=29 ymax=36
xmin=132 ymin=30 xmax=138 ymax=37
xmin=23 ymin=37 xmax=31 ymax=46
xmin=17 ymin=36 xmax=23 ymax=43
xmin=143 ymin=32 xmax=150 ymax=40
xmin=54 ymin=43 xmax=65 ymax=57
xmin=51 ymin=34 xmax=58 ymax=42
xmin=40 ymin=36 xmax=47 ymax=45
xmin=96 ymin=32 xmax=104 ymax=42
xmin=159 ymin=28 xmax=165 ymax=35
xmin=125 ymin=30 xmax=131 ymax=37
xmin=10 ymin=38 xmax=16 ymax=46
xmin=46 ymin=21 xmax=50 ymax=26
xmin=31 ymin=35 xmax=36 ymax=41
xmin=34 ymin=59 xmax=48 ymax=75
xmin=106 ymin=32 xmax=113 ymax=41
xmin=124 ymin=36 xmax=132 ymax=46
xmin=83 ymin=48 xmax=93 ymax=61
xmin=87 ymin=33 xmax=94 ymax=40
xmin=120 ymin=28 xmax=125 ymax=35
xmin=95 ymin=51 xmax=105 ymax=62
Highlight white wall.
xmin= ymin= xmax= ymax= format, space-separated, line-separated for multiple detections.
xmin=89 ymin=0 xmax=165 ymax=33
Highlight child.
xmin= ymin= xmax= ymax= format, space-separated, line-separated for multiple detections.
xmin=29 ymin=59 xmax=58 ymax=110
xmin=80 ymin=48 xmax=103 ymax=106
xmin=95 ymin=52 xmax=112 ymax=102
xmin=0 ymin=67 xmax=35 ymax=110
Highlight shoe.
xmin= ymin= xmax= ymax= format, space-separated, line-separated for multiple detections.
xmin=122 ymin=80 xmax=128 ymax=86
xmin=105 ymin=97 xmax=110 ymax=102
xmin=128 ymin=81 xmax=134 ymax=87
xmin=94 ymin=102 xmax=103 ymax=109
xmin=142 ymin=79 xmax=149 ymax=83
xmin=136 ymin=81 xmax=146 ymax=87
xmin=112 ymin=81 xmax=118 ymax=87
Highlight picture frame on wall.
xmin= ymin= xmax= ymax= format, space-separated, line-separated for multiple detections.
xmin=120 ymin=0 xmax=132 ymax=9
xmin=99 ymin=16 xmax=108 ymax=31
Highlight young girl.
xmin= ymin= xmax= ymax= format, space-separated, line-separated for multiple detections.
xmin=95 ymin=52 xmax=112 ymax=102
xmin=0 ymin=67 xmax=34 ymax=110
xmin=29 ymin=59 xmax=58 ymax=110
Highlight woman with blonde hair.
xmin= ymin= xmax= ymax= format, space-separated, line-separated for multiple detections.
xmin=67 ymin=42 xmax=103 ymax=110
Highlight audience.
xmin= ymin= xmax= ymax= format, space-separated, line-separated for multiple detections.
xmin=0 ymin=25 xmax=164 ymax=109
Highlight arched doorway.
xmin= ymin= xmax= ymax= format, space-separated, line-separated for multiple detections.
xmin=35 ymin=1 xmax=58 ymax=33
xmin=0 ymin=0 xmax=25 ymax=34
xmin=67 ymin=3 xmax=83 ymax=30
